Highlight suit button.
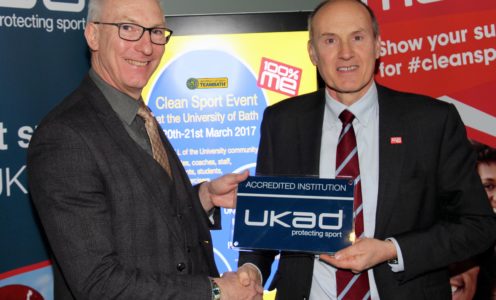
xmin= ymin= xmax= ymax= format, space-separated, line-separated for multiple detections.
xmin=186 ymin=246 xmax=191 ymax=253
xmin=176 ymin=262 xmax=186 ymax=272
xmin=177 ymin=214 xmax=183 ymax=219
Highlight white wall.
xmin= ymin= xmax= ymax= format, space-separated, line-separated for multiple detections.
xmin=162 ymin=0 xmax=322 ymax=15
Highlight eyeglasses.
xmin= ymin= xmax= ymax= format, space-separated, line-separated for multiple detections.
xmin=93 ymin=22 xmax=173 ymax=45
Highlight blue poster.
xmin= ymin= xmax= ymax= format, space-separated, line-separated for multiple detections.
xmin=0 ymin=1 xmax=88 ymax=298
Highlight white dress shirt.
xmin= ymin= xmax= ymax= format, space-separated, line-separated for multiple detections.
xmin=309 ymin=83 xmax=381 ymax=300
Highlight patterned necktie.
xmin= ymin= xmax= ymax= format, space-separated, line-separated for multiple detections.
xmin=335 ymin=110 xmax=370 ymax=300
xmin=137 ymin=100 xmax=172 ymax=178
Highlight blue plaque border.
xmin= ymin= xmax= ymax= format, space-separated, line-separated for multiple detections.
xmin=233 ymin=176 xmax=355 ymax=254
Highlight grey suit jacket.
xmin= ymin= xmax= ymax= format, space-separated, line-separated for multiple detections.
xmin=28 ymin=76 xmax=219 ymax=299
xmin=238 ymin=85 xmax=496 ymax=300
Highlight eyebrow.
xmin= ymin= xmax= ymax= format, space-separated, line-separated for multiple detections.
xmin=318 ymin=28 xmax=369 ymax=38
xmin=319 ymin=32 xmax=335 ymax=38
xmin=351 ymin=29 xmax=367 ymax=35
xmin=120 ymin=16 xmax=165 ymax=28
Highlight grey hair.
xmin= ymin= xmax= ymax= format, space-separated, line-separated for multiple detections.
xmin=307 ymin=0 xmax=380 ymax=40
xmin=87 ymin=0 xmax=165 ymax=22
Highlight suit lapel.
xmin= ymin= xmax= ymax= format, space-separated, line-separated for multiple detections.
xmin=82 ymin=78 xmax=183 ymax=242
xmin=374 ymin=86 xmax=407 ymax=237
xmin=297 ymin=90 xmax=326 ymax=176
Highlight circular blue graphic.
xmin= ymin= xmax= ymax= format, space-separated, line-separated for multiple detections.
xmin=149 ymin=49 xmax=267 ymax=275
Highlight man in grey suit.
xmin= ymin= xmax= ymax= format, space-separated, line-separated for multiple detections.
xmin=27 ymin=0 xmax=262 ymax=299
xmin=238 ymin=0 xmax=496 ymax=299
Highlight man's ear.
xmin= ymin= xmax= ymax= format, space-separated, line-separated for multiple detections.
xmin=307 ymin=40 xmax=318 ymax=66
xmin=374 ymin=36 xmax=381 ymax=59
xmin=85 ymin=23 xmax=99 ymax=51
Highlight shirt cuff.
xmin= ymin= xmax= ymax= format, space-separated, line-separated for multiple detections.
xmin=386 ymin=237 xmax=405 ymax=272
xmin=208 ymin=208 xmax=215 ymax=224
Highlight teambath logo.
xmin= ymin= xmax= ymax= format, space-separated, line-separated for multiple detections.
xmin=186 ymin=77 xmax=228 ymax=90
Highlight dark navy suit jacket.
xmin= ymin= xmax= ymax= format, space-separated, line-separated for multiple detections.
xmin=239 ymin=85 xmax=496 ymax=300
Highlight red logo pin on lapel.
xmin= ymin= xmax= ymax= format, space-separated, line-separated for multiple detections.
xmin=390 ymin=137 xmax=402 ymax=144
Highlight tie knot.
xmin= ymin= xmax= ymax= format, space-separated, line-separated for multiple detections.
xmin=339 ymin=110 xmax=355 ymax=125
xmin=137 ymin=100 xmax=154 ymax=122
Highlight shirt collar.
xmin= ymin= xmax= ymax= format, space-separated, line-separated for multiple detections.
xmin=89 ymin=68 xmax=140 ymax=125
xmin=325 ymin=82 xmax=378 ymax=127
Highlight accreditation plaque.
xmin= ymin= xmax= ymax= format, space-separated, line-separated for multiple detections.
xmin=233 ymin=176 xmax=355 ymax=254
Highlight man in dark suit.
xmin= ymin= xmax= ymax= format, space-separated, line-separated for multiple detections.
xmin=27 ymin=0 xmax=262 ymax=299
xmin=238 ymin=0 xmax=496 ymax=299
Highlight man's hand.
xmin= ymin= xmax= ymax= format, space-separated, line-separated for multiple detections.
xmin=449 ymin=260 xmax=480 ymax=300
xmin=199 ymin=170 xmax=249 ymax=212
xmin=319 ymin=238 xmax=397 ymax=273
xmin=213 ymin=271 xmax=263 ymax=300
xmin=237 ymin=263 xmax=263 ymax=288
xmin=450 ymin=265 xmax=480 ymax=300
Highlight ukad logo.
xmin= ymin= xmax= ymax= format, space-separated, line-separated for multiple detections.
xmin=257 ymin=57 xmax=302 ymax=97
xmin=233 ymin=176 xmax=354 ymax=252
xmin=244 ymin=209 xmax=344 ymax=230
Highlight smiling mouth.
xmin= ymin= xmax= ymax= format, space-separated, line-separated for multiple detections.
xmin=337 ymin=65 xmax=358 ymax=72
xmin=126 ymin=59 xmax=148 ymax=67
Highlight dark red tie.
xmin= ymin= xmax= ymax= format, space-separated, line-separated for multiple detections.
xmin=335 ymin=110 xmax=370 ymax=300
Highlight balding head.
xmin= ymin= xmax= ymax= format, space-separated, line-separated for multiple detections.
xmin=308 ymin=0 xmax=379 ymax=41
